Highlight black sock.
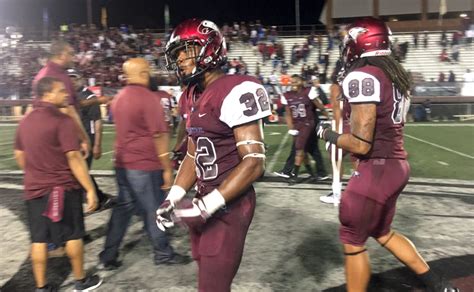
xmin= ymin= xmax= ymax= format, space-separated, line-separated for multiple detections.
xmin=304 ymin=164 xmax=314 ymax=176
xmin=293 ymin=165 xmax=300 ymax=177
xmin=418 ymin=270 xmax=441 ymax=291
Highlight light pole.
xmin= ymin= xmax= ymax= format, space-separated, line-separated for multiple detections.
xmin=295 ymin=0 xmax=300 ymax=35
xmin=87 ymin=0 xmax=92 ymax=27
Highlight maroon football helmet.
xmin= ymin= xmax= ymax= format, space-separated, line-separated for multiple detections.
xmin=165 ymin=19 xmax=227 ymax=84
xmin=341 ymin=17 xmax=392 ymax=70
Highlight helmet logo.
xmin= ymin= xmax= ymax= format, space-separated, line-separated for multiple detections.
xmin=198 ymin=20 xmax=219 ymax=35
xmin=348 ymin=27 xmax=367 ymax=43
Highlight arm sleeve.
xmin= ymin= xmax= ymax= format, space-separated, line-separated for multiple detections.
xmin=219 ymin=81 xmax=272 ymax=128
xmin=144 ymin=95 xmax=169 ymax=135
xmin=58 ymin=117 xmax=81 ymax=153
xmin=280 ymin=94 xmax=288 ymax=105
xmin=342 ymin=71 xmax=381 ymax=103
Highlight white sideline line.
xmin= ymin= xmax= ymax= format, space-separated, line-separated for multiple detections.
xmin=0 ymin=183 xmax=23 ymax=190
xmin=404 ymin=134 xmax=474 ymax=159
xmin=102 ymin=150 xmax=114 ymax=155
xmin=267 ymin=133 xmax=290 ymax=172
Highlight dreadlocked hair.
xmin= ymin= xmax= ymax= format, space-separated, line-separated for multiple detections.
xmin=349 ymin=55 xmax=411 ymax=97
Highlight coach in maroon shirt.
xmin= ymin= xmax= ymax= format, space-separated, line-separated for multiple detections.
xmin=32 ymin=40 xmax=91 ymax=158
xmin=98 ymin=58 xmax=190 ymax=269
xmin=14 ymin=77 xmax=101 ymax=291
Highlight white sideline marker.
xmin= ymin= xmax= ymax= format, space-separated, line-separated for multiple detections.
xmin=267 ymin=132 xmax=290 ymax=172
xmin=404 ymin=134 xmax=474 ymax=159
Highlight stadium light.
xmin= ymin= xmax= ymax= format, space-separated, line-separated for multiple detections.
xmin=460 ymin=13 xmax=467 ymax=18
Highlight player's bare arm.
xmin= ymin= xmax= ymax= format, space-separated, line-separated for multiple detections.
xmin=336 ymin=103 xmax=375 ymax=154
xmin=173 ymin=119 xmax=187 ymax=152
xmin=173 ymin=137 xmax=198 ymax=191
xmin=318 ymin=103 xmax=375 ymax=155
xmin=216 ymin=120 xmax=265 ymax=202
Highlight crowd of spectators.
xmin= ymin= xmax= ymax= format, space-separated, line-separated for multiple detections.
xmin=0 ymin=45 xmax=47 ymax=99
xmin=0 ymin=23 xmax=171 ymax=99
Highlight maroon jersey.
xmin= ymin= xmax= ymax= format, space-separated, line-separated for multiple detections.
xmin=182 ymin=75 xmax=271 ymax=194
xmin=342 ymin=65 xmax=408 ymax=159
xmin=281 ymin=88 xmax=316 ymax=126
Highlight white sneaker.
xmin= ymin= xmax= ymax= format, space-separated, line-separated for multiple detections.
xmin=319 ymin=193 xmax=340 ymax=206
xmin=273 ymin=171 xmax=291 ymax=179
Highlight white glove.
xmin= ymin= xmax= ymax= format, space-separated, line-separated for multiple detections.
xmin=288 ymin=129 xmax=299 ymax=136
xmin=156 ymin=185 xmax=187 ymax=231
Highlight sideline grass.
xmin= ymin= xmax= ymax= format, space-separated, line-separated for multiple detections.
xmin=1 ymin=123 xmax=473 ymax=180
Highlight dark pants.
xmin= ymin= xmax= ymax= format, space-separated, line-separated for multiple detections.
xmin=86 ymin=133 xmax=107 ymax=203
xmin=99 ymin=168 xmax=174 ymax=264
xmin=282 ymin=135 xmax=327 ymax=176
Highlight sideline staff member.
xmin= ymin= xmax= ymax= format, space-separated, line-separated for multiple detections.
xmin=14 ymin=77 xmax=102 ymax=292
xmin=99 ymin=58 xmax=190 ymax=269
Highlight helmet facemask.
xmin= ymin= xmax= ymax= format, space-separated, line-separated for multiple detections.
xmin=165 ymin=30 xmax=226 ymax=85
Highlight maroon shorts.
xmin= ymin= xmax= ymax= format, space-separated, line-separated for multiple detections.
xmin=295 ymin=121 xmax=315 ymax=151
xmin=190 ymin=187 xmax=256 ymax=292
xmin=338 ymin=159 xmax=410 ymax=246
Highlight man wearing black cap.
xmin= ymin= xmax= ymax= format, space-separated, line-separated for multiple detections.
xmin=68 ymin=69 xmax=114 ymax=209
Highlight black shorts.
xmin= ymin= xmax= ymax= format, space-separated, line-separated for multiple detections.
xmin=26 ymin=189 xmax=85 ymax=244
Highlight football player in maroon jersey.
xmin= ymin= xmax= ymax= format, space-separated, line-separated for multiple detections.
xmin=317 ymin=18 xmax=458 ymax=292
xmin=157 ymin=19 xmax=271 ymax=291
xmin=282 ymin=74 xmax=328 ymax=184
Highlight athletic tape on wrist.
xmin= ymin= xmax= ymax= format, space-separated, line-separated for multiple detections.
xmin=201 ymin=189 xmax=226 ymax=215
xmin=166 ymin=185 xmax=187 ymax=204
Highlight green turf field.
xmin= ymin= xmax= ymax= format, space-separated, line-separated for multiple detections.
xmin=1 ymin=123 xmax=473 ymax=180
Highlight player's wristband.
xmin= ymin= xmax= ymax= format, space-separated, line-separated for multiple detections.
xmin=166 ymin=185 xmax=187 ymax=205
xmin=201 ymin=189 xmax=226 ymax=215
xmin=324 ymin=129 xmax=341 ymax=145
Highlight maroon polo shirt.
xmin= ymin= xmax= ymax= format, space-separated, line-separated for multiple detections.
xmin=112 ymin=84 xmax=169 ymax=171
xmin=32 ymin=61 xmax=77 ymax=108
xmin=14 ymin=101 xmax=81 ymax=200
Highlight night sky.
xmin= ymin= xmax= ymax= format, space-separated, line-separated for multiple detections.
xmin=0 ymin=0 xmax=325 ymax=30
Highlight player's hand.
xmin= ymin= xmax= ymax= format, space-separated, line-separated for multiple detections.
xmin=316 ymin=121 xmax=332 ymax=139
xmin=80 ymin=140 xmax=91 ymax=159
xmin=288 ymin=129 xmax=299 ymax=136
xmin=93 ymin=145 xmax=102 ymax=160
xmin=85 ymin=190 xmax=98 ymax=212
xmin=161 ymin=168 xmax=173 ymax=190
xmin=173 ymin=189 xmax=225 ymax=230
xmin=156 ymin=200 xmax=175 ymax=231
xmin=173 ymin=198 xmax=210 ymax=230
